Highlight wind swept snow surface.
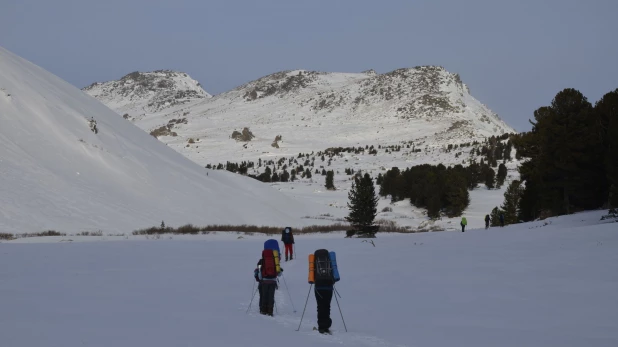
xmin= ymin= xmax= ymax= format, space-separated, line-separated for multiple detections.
xmin=0 ymin=47 xmax=324 ymax=234
xmin=1 ymin=211 xmax=617 ymax=347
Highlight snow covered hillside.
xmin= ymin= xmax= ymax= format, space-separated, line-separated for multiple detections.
xmin=84 ymin=67 xmax=515 ymax=169
xmin=84 ymin=66 xmax=520 ymax=232
xmin=2 ymin=211 xmax=616 ymax=347
xmin=0 ymin=46 xmax=326 ymax=234
xmin=83 ymin=70 xmax=210 ymax=117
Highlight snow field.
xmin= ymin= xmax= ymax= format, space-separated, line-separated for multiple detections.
xmin=1 ymin=211 xmax=616 ymax=347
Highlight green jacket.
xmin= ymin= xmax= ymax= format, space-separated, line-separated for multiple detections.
xmin=461 ymin=217 xmax=468 ymax=225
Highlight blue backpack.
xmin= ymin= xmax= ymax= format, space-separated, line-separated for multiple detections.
xmin=264 ymin=239 xmax=280 ymax=254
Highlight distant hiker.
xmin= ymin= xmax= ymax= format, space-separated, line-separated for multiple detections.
xmin=485 ymin=214 xmax=490 ymax=229
xmin=308 ymin=249 xmax=341 ymax=334
xmin=499 ymin=213 xmax=505 ymax=227
xmin=254 ymin=248 xmax=282 ymax=316
xmin=281 ymin=227 xmax=295 ymax=261
xmin=460 ymin=217 xmax=468 ymax=232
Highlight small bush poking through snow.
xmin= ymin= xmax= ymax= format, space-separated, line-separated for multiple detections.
xmin=77 ymin=230 xmax=103 ymax=236
xmin=0 ymin=233 xmax=14 ymax=240
xmin=132 ymin=223 xmax=352 ymax=236
xmin=21 ymin=230 xmax=66 ymax=237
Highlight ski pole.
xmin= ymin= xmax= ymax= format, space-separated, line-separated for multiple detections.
xmin=246 ymin=285 xmax=259 ymax=314
xmin=282 ymin=274 xmax=297 ymax=312
xmin=333 ymin=285 xmax=348 ymax=332
xmin=296 ymin=284 xmax=313 ymax=331
xmin=334 ymin=286 xmax=342 ymax=299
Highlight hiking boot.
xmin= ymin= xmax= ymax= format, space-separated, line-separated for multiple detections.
xmin=285 ymin=256 xmax=288 ymax=262
xmin=290 ymin=255 xmax=293 ymax=260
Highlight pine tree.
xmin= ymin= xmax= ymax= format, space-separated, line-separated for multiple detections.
xmin=325 ymin=170 xmax=335 ymax=190
xmin=484 ymin=166 xmax=495 ymax=189
xmin=490 ymin=207 xmax=502 ymax=227
xmin=500 ymin=180 xmax=523 ymax=225
xmin=515 ymin=88 xmax=608 ymax=219
xmin=346 ymin=174 xmax=379 ymax=237
xmin=496 ymin=163 xmax=507 ymax=188
xmin=596 ymin=89 xmax=618 ymax=207
xmin=281 ymin=169 xmax=290 ymax=182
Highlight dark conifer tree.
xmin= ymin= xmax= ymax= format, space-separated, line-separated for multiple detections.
xmin=280 ymin=169 xmax=290 ymax=182
xmin=500 ymin=180 xmax=523 ymax=225
xmin=483 ymin=166 xmax=495 ymax=189
xmin=496 ymin=163 xmax=508 ymax=188
xmin=490 ymin=207 xmax=502 ymax=227
xmin=325 ymin=170 xmax=335 ymax=190
xmin=596 ymin=89 xmax=618 ymax=207
xmin=346 ymin=174 xmax=379 ymax=237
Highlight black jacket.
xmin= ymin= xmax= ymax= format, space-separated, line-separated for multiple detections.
xmin=281 ymin=229 xmax=295 ymax=245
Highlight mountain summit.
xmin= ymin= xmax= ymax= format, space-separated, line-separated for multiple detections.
xmin=84 ymin=70 xmax=210 ymax=117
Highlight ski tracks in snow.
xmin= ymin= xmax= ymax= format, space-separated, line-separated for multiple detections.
xmin=242 ymin=258 xmax=410 ymax=347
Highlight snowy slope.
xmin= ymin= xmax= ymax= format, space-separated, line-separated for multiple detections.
xmin=0 ymin=46 xmax=326 ymax=234
xmin=2 ymin=211 xmax=617 ymax=347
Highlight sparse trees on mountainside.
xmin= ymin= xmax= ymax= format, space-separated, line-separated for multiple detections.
xmin=379 ymin=164 xmax=470 ymax=219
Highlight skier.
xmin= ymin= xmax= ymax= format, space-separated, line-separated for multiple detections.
xmin=499 ymin=213 xmax=505 ymax=227
xmin=281 ymin=227 xmax=295 ymax=261
xmin=484 ymin=214 xmax=490 ymax=229
xmin=254 ymin=249 xmax=282 ymax=316
xmin=460 ymin=216 xmax=468 ymax=232
xmin=311 ymin=249 xmax=340 ymax=334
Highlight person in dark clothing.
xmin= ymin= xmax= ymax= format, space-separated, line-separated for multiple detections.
xmin=499 ymin=213 xmax=505 ymax=227
xmin=485 ymin=214 xmax=490 ymax=229
xmin=315 ymin=284 xmax=334 ymax=333
xmin=254 ymin=259 xmax=281 ymax=316
xmin=281 ymin=227 xmax=295 ymax=261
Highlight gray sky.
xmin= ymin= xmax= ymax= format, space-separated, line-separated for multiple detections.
xmin=1 ymin=0 xmax=617 ymax=131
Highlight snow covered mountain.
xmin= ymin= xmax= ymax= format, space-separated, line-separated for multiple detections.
xmin=0 ymin=47 xmax=324 ymax=234
xmin=84 ymin=66 xmax=515 ymax=169
xmin=83 ymin=70 xmax=210 ymax=117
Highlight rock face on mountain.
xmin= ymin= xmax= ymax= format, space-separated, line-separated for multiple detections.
xmin=84 ymin=66 xmax=515 ymax=167
xmin=84 ymin=70 xmax=210 ymax=118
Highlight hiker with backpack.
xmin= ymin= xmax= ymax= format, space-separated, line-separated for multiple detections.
xmin=302 ymin=249 xmax=342 ymax=334
xmin=485 ymin=214 xmax=490 ymax=229
xmin=461 ymin=216 xmax=468 ymax=232
xmin=254 ymin=245 xmax=283 ymax=316
xmin=281 ymin=227 xmax=295 ymax=261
